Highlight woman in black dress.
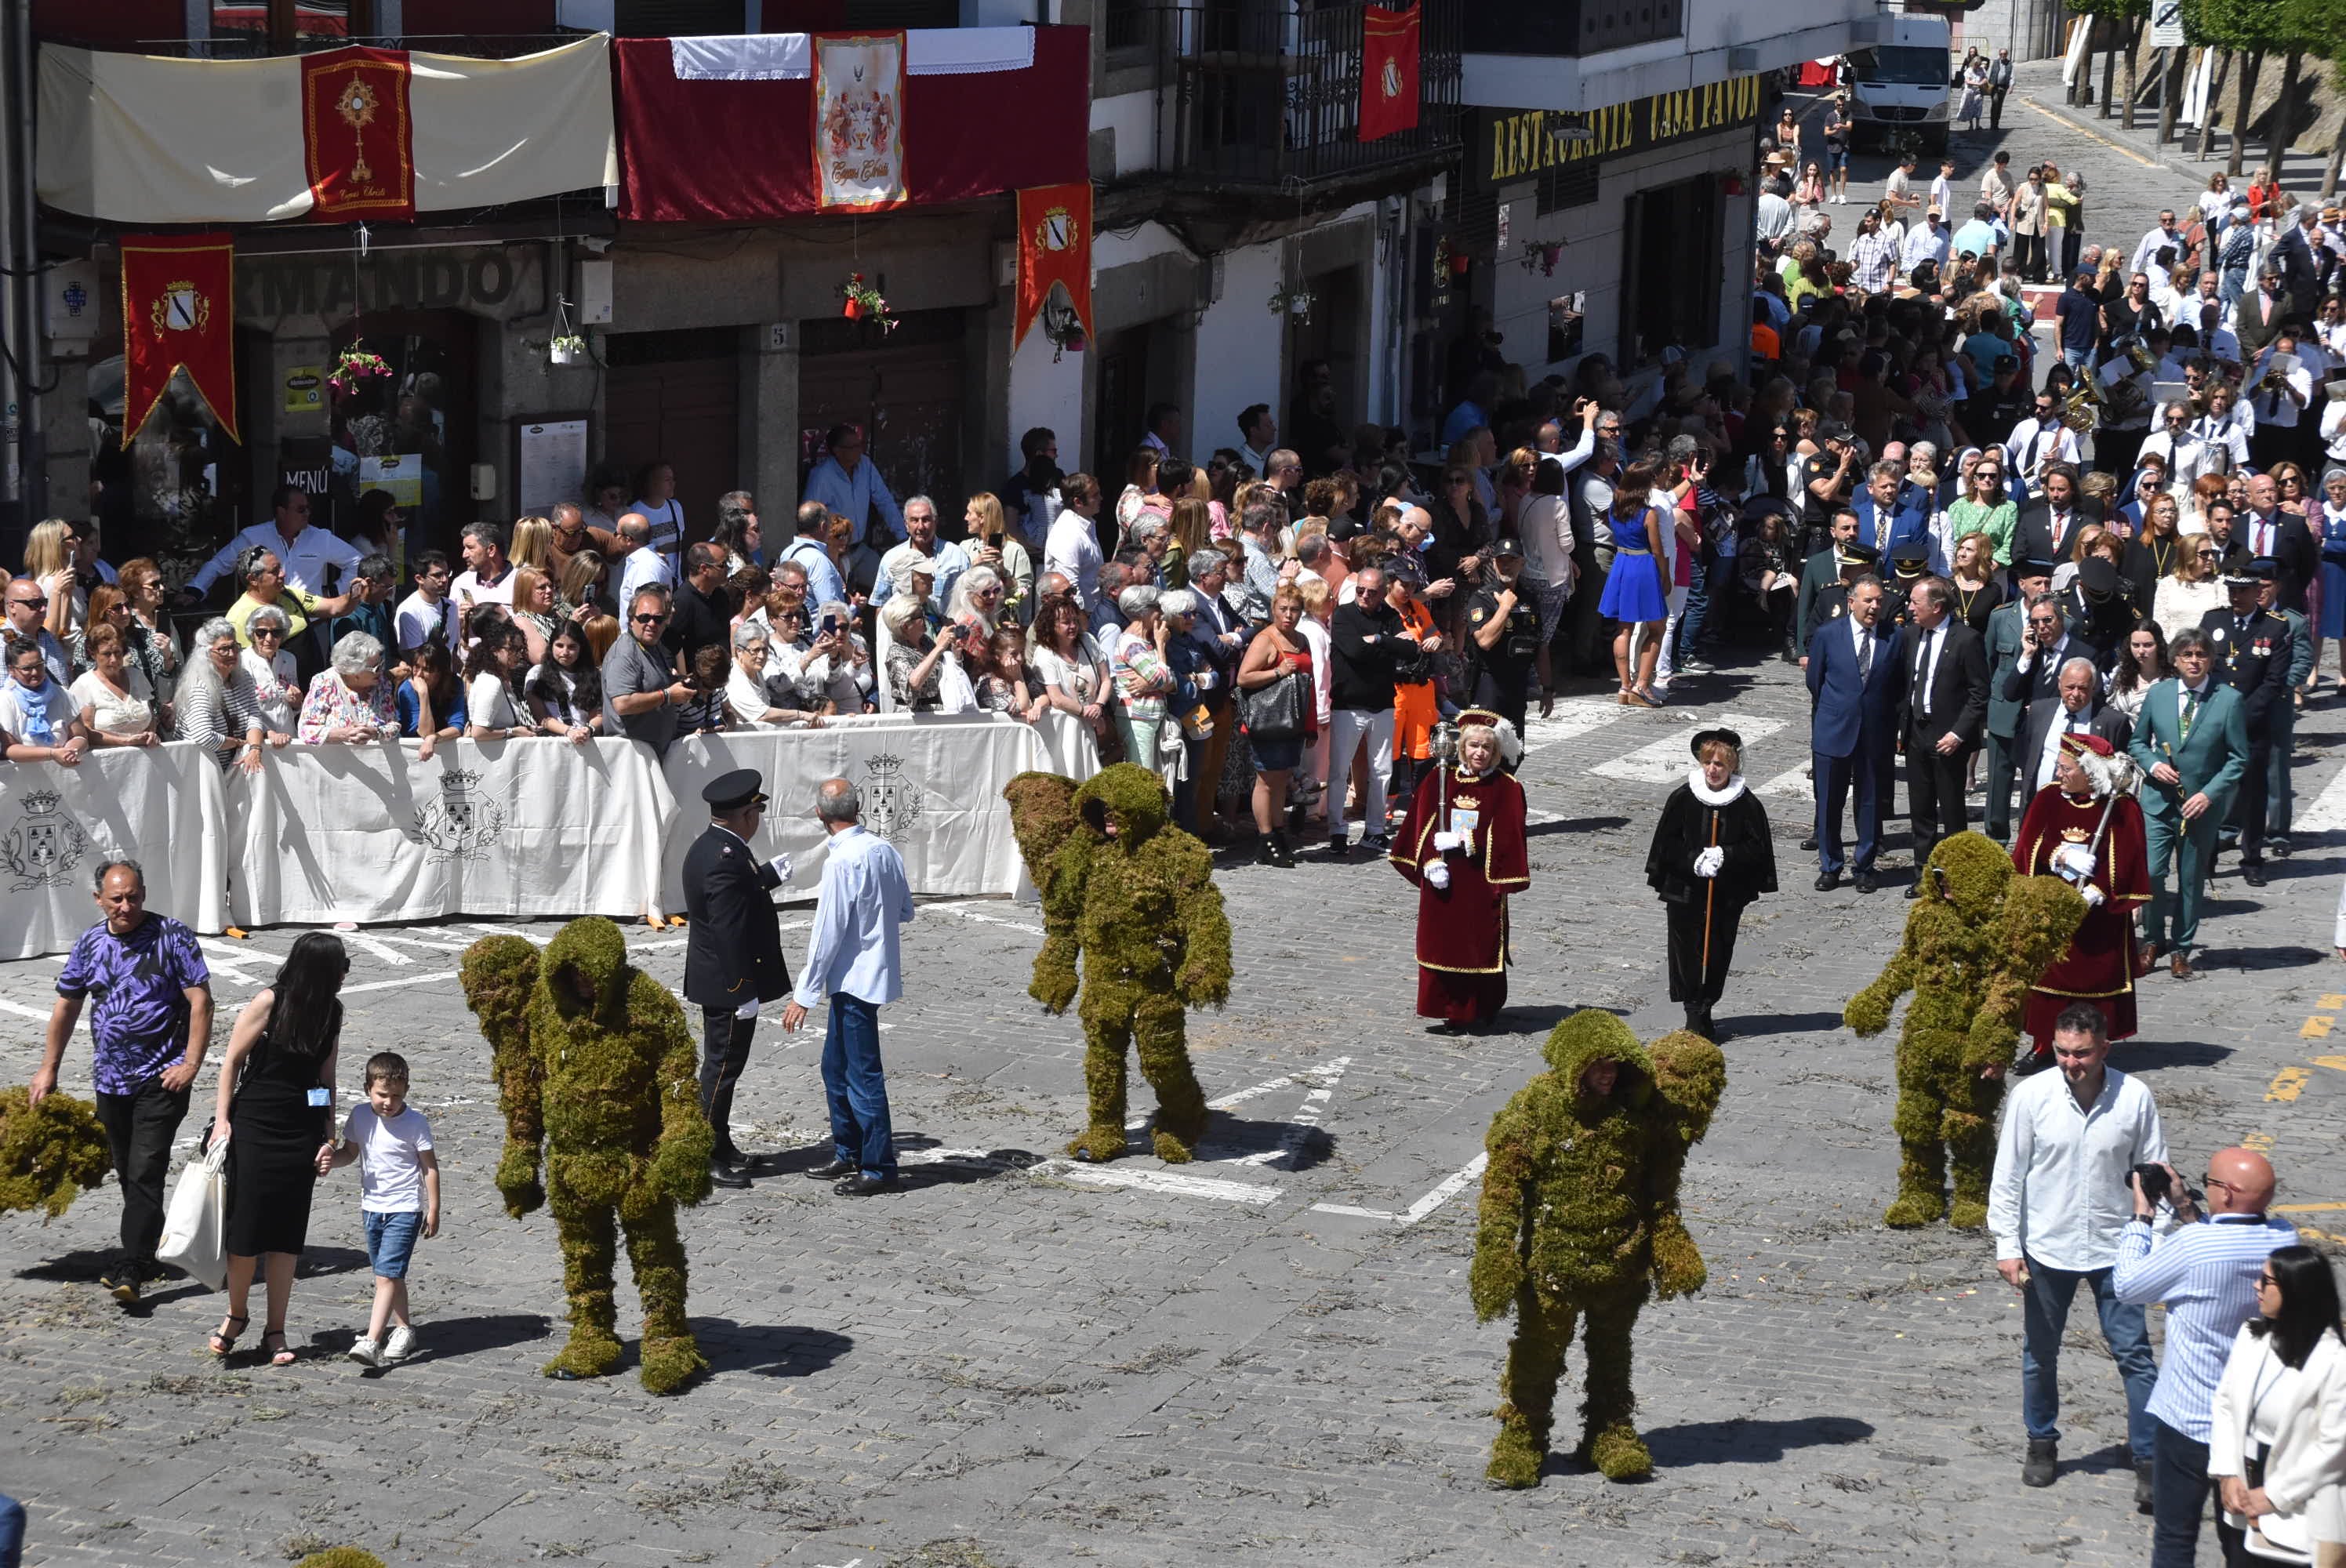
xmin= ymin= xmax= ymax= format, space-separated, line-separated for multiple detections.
xmin=205 ymin=933 xmax=349 ymax=1367
xmin=1644 ymin=728 xmax=1778 ymax=1041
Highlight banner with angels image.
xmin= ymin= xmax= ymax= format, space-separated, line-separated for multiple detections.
xmin=813 ymin=32 xmax=909 ymax=212
xmin=227 ymin=739 xmax=673 ymax=927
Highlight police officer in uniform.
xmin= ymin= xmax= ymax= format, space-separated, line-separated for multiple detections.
xmin=2199 ymin=559 xmax=2293 ymax=886
xmin=1464 ymin=536 xmax=1551 ymax=739
xmin=683 ymin=768 xmax=794 ymax=1187
xmin=2060 ymin=555 xmax=2141 ymax=670
xmin=1883 ymin=539 xmax=1931 ymax=627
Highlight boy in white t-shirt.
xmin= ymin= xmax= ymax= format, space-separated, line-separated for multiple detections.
xmin=327 ymin=1051 xmax=440 ymax=1369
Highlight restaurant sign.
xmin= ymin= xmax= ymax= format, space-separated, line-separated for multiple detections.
xmin=1471 ymin=74 xmax=1763 ymax=194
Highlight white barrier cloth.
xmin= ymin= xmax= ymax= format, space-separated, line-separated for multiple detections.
xmin=662 ymin=714 xmax=1048 ymax=903
xmin=229 ymin=739 xmax=672 ymax=927
xmin=0 ymin=743 xmax=227 ymax=958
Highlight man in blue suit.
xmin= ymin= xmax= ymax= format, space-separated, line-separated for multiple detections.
xmin=1807 ymin=575 xmax=1907 ymax=893
xmin=2127 ymin=628 xmax=2251 ymax=979
xmin=1851 ymin=461 xmax=1933 ymax=561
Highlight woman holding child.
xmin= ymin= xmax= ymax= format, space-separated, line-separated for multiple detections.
xmin=206 ymin=933 xmax=351 ymax=1367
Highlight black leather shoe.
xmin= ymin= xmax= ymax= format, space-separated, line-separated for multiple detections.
xmin=2242 ymin=862 xmax=2268 ymax=887
xmin=1814 ymin=870 xmax=1841 ymax=891
xmin=1327 ymin=837 xmax=1349 ymax=859
xmin=2022 ymin=1438 xmax=2057 ymax=1488
xmin=803 ymin=1158 xmax=856 ymax=1181
xmin=833 ymin=1171 xmax=899 ymax=1197
xmin=2134 ymin=1459 xmax=2155 ymax=1515
xmin=1903 ymin=881 xmax=1921 ymax=899
xmin=707 ymin=1161 xmax=751 ymax=1190
xmin=1799 ymin=835 xmax=1818 ymax=851
xmin=1854 ymin=871 xmax=1879 ymax=895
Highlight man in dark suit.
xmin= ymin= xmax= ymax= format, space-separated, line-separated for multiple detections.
xmin=1795 ymin=507 xmax=1864 ymax=659
xmin=2017 ymin=651 xmax=2133 ymax=798
xmin=2272 ymin=209 xmax=2325 ymax=319
xmin=1807 ymin=575 xmax=1906 ymax=893
xmin=1852 ymin=461 xmax=1932 ymax=559
xmin=2002 ymin=589 xmax=2084 ymax=718
xmin=2200 ymin=562 xmax=2294 ymax=886
xmin=681 ymin=768 xmax=795 ymax=1187
xmin=2013 ymin=463 xmax=2100 ymax=565
xmin=2236 ymin=263 xmax=2290 ymax=358
xmin=1899 ymin=577 xmax=1989 ymax=891
xmin=1984 ymin=557 xmax=2057 ymax=842
xmin=2232 ymin=473 xmax=2318 ymax=615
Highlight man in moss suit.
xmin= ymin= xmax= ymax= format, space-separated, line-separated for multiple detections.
xmin=2127 ymin=628 xmax=2250 ymax=979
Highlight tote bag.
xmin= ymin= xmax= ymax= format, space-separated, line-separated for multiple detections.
xmin=154 ymin=1136 xmax=228 ymax=1291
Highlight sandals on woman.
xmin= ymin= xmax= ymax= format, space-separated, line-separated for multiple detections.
xmin=209 ymin=1314 xmax=249 ymax=1357
xmin=261 ymin=1329 xmax=296 ymax=1367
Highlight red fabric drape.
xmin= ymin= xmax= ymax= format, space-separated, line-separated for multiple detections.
xmin=613 ymin=28 xmax=1091 ymax=222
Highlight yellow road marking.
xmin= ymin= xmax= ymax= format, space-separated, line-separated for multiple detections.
xmin=2301 ymin=1017 xmax=2333 ymax=1039
xmin=2316 ymin=1055 xmax=2346 ymax=1073
xmin=2022 ymin=100 xmax=2158 ymax=167
xmin=2268 ymin=1067 xmax=2312 ymax=1102
xmin=2275 ymin=1203 xmax=2346 ymax=1214
xmin=2318 ymin=994 xmax=2346 ymax=1010
xmin=2246 ymin=1131 xmax=2278 ymax=1153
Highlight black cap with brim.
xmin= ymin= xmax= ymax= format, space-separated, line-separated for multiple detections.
xmin=703 ymin=768 xmax=768 ymax=812
xmin=2014 ymin=556 xmax=2057 ymax=581
xmin=2079 ymin=557 xmax=2119 ymax=596
xmin=1689 ymin=727 xmax=1744 ymax=760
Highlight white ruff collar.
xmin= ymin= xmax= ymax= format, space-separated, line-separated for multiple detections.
xmin=1687 ymin=766 xmax=1748 ymax=806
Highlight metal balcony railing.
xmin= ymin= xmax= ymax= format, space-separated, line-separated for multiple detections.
xmin=1125 ymin=0 xmax=1462 ymax=191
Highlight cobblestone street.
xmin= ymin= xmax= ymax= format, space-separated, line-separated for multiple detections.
xmin=4 ymin=641 xmax=2341 ymax=1567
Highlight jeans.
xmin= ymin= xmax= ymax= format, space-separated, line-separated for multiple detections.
xmin=1327 ymin=709 xmax=1394 ymax=837
xmin=0 ymin=1493 xmax=22 ymax=1568
xmin=93 ymin=1074 xmax=191 ymax=1276
xmin=362 ymin=1210 xmax=423 ymax=1280
xmin=2020 ymin=1256 xmax=2158 ymax=1462
xmin=820 ymin=993 xmax=895 ymax=1176
xmin=2150 ymin=1417 xmax=2246 ymax=1568
xmin=1680 ymin=553 xmax=1730 ymax=656
xmin=696 ymin=1006 xmax=756 ymax=1163
xmin=2061 ymin=346 xmax=2094 ymax=375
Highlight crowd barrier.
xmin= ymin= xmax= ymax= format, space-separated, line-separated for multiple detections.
xmin=0 ymin=714 xmax=1061 ymax=960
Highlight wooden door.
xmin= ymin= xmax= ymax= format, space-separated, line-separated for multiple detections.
xmin=604 ymin=332 xmax=739 ymax=547
xmin=797 ymin=310 xmax=966 ymax=524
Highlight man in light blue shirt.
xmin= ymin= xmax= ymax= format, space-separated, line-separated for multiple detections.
xmin=779 ymin=500 xmax=851 ymax=612
xmin=614 ymin=514 xmax=675 ymax=617
xmin=782 ymin=778 xmax=914 ymax=1196
xmin=1951 ymin=202 xmax=2001 ymax=270
xmin=801 ymin=423 xmax=902 ymax=549
xmin=872 ymin=495 xmax=968 ymax=613
xmin=2112 ymin=1146 xmax=2293 ymax=1563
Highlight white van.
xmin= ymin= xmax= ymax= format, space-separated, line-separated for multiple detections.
xmin=1842 ymin=13 xmax=1954 ymax=155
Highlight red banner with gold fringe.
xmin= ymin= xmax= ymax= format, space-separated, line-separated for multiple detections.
xmin=1014 ymin=182 xmax=1093 ymax=351
xmin=301 ymin=46 xmax=415 ymax=220
xmin=121 ymin=233 xmax=238 ymax=444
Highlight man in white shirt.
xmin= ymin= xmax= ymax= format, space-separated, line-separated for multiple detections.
xmin=801 ymin=423 xmax=903 ymax=549
xmin=1988 ymin=1005 xmax=2166 ymax=1493
xmin=1929 ymin=159 xmax=1956 ymax=221
xmin=394 ymin=550 xmax=459 ymax=654
xmin=872 ymin=495 xmax=968 ymax=612
xmin=450 ymin=521 xmax=516 ymax=614
xmin=183 ymin=484 xmax=363 ymax=604
xmin=780 ymin=777 xmax=914 ymax=1197
xmin=2130 ymin=211 xmax=2188 ymax=285
xmin=1237 ymin=403 xmax=1277 ymax=474
xmin=1753 ymin=177 xmax=1793 ymax=253
xmin=615 ymin=513 xmax=675 ymax=614
xmin=1901 ymin=209 xmax=1951 ymax=278
xmin=1044 ymin=472 xmax=1106 ymax=609
xmin=2242 ymin=328 xmax=2314 ymax=470
xmin=2003 ymin=400 xmax=2081 ymax=495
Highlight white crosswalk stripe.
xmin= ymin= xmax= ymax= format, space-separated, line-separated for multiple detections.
xmin=1589 ymin=711 xmax=1786 ymax=784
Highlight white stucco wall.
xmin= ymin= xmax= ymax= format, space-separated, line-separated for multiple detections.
xmin=1188 ymin=241 xmax=1287 ymax=458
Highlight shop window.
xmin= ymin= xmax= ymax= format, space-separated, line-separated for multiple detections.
xmin=325 ymin=313 xmax=475 ymax=563
xmin=1618 ymin=174 xmax=1721 ymax=372
xmin=88 ymin=354 xmax=253 ymax=583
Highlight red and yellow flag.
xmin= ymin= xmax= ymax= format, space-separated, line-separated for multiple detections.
xmin=121 ymin=233 xmax=239 ymax=444
xmin=301 ymin=46 xmax=415 ymax=220
xmin=1360 ymin=5 xmax=1421 ymax=143
xmin=1014 ymin=182 xmax=1094 ymax=350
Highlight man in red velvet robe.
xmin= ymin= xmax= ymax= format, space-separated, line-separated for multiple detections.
xmin=1390 ymin=713 xmax=1531 ymax=1030
xmin=2011 ymin=731 xmax=2149 ymax=1065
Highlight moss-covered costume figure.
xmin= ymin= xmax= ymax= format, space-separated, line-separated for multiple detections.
xmin=459 ymin=916 xmax=714 ymax=1393
xmin=1845 ymin=831 xmax=2086 ymax=1230
xmin=0 ymin=1085 xmax=111 ymax=1220
xmin=1004 ymin=764 xmax=1233 ymax=1163
xmin=1471 ymin=1011 xmax=1726 ymax=1486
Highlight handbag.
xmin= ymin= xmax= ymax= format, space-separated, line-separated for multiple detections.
xmin=1237 ymin=670 xmax=1306 ymax=741
xmin=154 ymin=1131 xmax=229 ymax=1291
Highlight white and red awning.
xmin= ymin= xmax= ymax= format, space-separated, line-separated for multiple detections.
xmin=37 ymin=34 xmax=616 ymax=225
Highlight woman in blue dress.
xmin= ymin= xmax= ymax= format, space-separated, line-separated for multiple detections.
xmin=1597 ymin=459 xmax=1669 ymax=706
xmin=2316 ymin=465 xmax=2346 ymax=692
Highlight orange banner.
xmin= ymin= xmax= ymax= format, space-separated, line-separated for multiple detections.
xmin=301 ymin=46 xmax=415 ymax=220
xmin=121 ymin=233 xmax=239 ymax=444
xmin=1014 ymin=182 xmax=1093 ymax=351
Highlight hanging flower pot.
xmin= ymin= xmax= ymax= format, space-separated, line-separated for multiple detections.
xmin=549 ymin=334 xmax=588 ymax=366
xmin=841 ymin=272 xmax=899 ymax=333
xmin=325 ymin=346 xmax=393 ymax=398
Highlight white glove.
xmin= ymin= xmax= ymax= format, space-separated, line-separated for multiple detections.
xmin=1693 ymin=846 xmax=1726 ymax=879
xmin=1432 ymin=830 xmax=1462 ymax=853
xmin=1424 ymin=860 xmax=1451 ymax=891
xmin=2081 ymin=884 xmax=2105 ymax=908
xmin=2050 ymin=844 xmax=2097 ymax=882
xmin=768 ymin=853 xmax=794 ymax=884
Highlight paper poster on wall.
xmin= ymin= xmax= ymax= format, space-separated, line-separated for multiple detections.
xmin=358 ymin=453 xmax=424 ymax=509
xmin=284 ymin=365 xmax=324 ymax=414
xmin=518 ymin=419 xmax=589 ymax=513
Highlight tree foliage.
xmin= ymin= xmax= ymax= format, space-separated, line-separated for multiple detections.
xmin=2184 ymin=0 xmax=2291 ymax=47
xmin=2065 ymin=0 xmax=2147 ymax=16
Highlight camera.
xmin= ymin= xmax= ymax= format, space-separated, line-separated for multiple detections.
xmin=2130 ymin=1163 xmax=2170 ymax=1203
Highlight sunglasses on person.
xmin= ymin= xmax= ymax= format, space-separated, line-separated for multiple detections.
xmin=250 ymin=626 xmax=284 ymax=640
xmin=9 ymin=595 xmax=45 ymax=609
xmin=632 ymin=612 xmax=667 ymax=625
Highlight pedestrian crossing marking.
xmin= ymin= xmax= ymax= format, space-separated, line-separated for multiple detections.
xmin=1585 ymin=711 xmax=1786 ymax=786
